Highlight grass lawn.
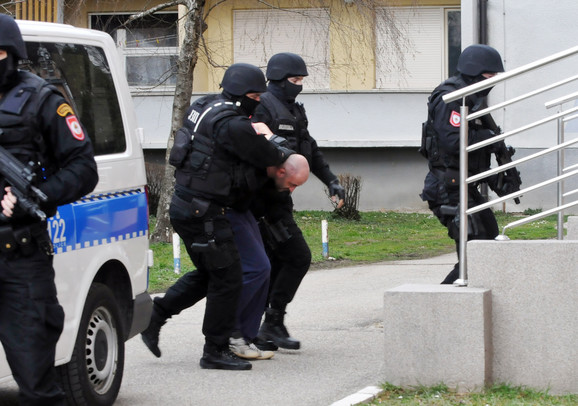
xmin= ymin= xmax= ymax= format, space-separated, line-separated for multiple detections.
xmin=148 ymin=210 xmax=562 ymax=293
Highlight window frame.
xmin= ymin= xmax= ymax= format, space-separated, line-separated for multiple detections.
xmin=88 ymin=11 xmax=179 ymax=94
xmin=375 ymin=6 xmax=461 ymax=92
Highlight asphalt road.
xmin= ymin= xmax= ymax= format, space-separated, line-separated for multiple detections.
xmin=0 ymin=254 xmax=454 ymax=406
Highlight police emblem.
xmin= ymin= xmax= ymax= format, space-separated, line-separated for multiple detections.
xmin=449 ymin=111 xmax=461 ymax=127
xmin=66 ymin=115 xmax=85 ymax=140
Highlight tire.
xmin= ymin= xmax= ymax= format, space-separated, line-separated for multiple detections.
xmin=58 ymin=283 xmax=125 ymax=406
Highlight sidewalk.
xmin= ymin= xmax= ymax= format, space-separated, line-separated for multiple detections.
xmin=0 ymin=253 xmax=456 ymax=406
xmin=118 ymin=253 xmax=456 ymax=406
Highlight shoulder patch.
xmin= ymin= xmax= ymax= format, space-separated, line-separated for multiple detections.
xmin=66 ymin=115 xmax=85 ymax=140
xmin=57 ymin=103 xmax=74 ymax=117
xmin=449 ymin=111 xmax=461 ymax=127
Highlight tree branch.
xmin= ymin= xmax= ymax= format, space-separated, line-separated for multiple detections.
xmin=126 ymin=0 xmax=184 ymax=25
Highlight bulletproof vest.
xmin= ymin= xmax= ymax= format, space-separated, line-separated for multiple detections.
xmin=0 ymin=71 xmax=56 ymax=177
xmin=170 ymin=94 xmax=247 ymax=201
xmin=422 ymin=75 xmax=491 ymax=170
xmin=258 ymin=92 xmax=313 ymax=162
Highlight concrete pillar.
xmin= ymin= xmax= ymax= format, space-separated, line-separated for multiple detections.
xmin=468 ymin=240 xmax=578 ymax=394
xmin=383 ymin=284 xmax=492 ymax=391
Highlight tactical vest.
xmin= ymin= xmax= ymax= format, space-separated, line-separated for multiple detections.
xmin=422 ymin=75 xmax=492 ymax=173
xmin=170 ymin=95 xmax=247 ymax=201
xmin=0 ymin=71 xmax=57 ymax=178
xmin=258 ymin=92 xmax=313 ymax=162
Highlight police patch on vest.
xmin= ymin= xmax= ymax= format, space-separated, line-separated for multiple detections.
xmin=66 ymin=115 xmax=85 ymax=140
xmin=57 ymin=103 xmax=74 ymax=117
xmin=449 ymin=111 xmax=461 ymax=127
xmin=278 ymin=124 xmax=294 ymax=131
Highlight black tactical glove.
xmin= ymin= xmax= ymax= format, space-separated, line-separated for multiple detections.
xmin=268 ymin=134 xmax=289 ymax=148
xmin=329 ymin=179 xmax=345 ymax=201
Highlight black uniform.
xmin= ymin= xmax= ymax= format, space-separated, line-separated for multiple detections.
xmin=250 ymin=83 xmax=338 ymax=348
xmin=152 ymin=93 xmax=289 ymax=362
xmin=0 ymin=70 xmax=98 ymax=405
xmin=420 ymin=74 xmax=499 ymax=284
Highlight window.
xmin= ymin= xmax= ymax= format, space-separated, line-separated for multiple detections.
xmin=376 ymin=7 xmax=461 ymax=91
xmin=233 ymin=8 xmax=330 ymax=90
xmin=21 ymin=41 xmax=126 ymax=155
xmin=90 ymin=13 xmax=179 ymax=90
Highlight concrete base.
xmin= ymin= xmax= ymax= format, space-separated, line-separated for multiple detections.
xmin=565 ymin=215 xmax=578 ymax=239
xmin=383 ymin=284 xmax=491 ymax=391
xmin=468 ymin=240 xmax=578 ymax=394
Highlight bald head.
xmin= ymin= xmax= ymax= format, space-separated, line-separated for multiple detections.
xmin=267 ymin=154 xmax=310 ymax=193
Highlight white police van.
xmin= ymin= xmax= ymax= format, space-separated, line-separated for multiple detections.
xmin=0 ymin=21 xmax=153 ymax=405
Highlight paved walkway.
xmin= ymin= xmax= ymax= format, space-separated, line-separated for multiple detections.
xmin=0 ymin=253 xmax=456 ymax=406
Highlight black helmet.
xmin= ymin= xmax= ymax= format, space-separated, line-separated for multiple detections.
xmin=266 ymin=52 xmax=309 ymax=81
xmin=457 ymin=44 xmax=504 ymax=76
xmin=0 ymin=14 xmax=27 ymax=59
xmin=220 ymin=63 xmax=266 ymax=96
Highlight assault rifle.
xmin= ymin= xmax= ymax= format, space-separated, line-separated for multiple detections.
xmin=479 ymin=113 xmax=522 ymax=204
xmin=0 ymin=137 xmax=48 ymax=221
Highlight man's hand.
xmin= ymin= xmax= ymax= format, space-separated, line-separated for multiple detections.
xmin=329 ymin=179 xmax=345 ymax=209
xmin=1 ymin=187 xmax=17 ymax=218
xmin=252 ymin=122 xmax=274 ymax=138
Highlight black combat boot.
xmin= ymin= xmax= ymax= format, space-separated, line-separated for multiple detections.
xmin=141 ymin=305 xmax=167 ymax=358
xmin=257 ymin=308 xmax=300 ymax=350
xmin=200 ymin=344 xmax=252 ymax=370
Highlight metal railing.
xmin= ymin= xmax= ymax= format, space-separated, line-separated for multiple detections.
xmin=442 ymin=45 xmax=578 ymax=286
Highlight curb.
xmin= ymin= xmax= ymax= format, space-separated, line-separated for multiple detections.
xmin=330 ymin=385 xmax=384 ymax=406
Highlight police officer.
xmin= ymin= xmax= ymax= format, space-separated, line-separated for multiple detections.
xmin=420 ymin=44 xmax=513 ymax=284
xmin=140 ymin=63 xmax=294 ymax=371
xmin=0 ymin=14 xmax=98 ymax=405
xmin=250 ymin=52 xmax=345 ymax=351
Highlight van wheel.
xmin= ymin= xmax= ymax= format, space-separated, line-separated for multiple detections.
xmin=58 ymin=283 xmax=125 ymax=406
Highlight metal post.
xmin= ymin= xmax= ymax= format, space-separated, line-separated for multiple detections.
xmin=455 ymin=103 xmax=469 ymax=286
xmin=557 ymin=115 xmax=565 ymax=240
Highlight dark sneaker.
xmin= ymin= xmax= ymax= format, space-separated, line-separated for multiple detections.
xmin=200 ymin=348 xmax=252 ymax=370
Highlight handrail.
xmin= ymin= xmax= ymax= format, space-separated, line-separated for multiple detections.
xmin=469 ymin=74 xmax=578 ymax=120
xmin=467 ymin=106 xmax=578 ymax=152
xmin=497 ymin=199 xmax=578 ymax=238
xmin=441 ymin=44 xmax=578 ymax=286
xmin=467 ymin=136 xmax=578 ymax=184
xmin=443 ymin=45 xmax=578 ymax=103
xmin=467 ymin=167 xmax=578 ymax=215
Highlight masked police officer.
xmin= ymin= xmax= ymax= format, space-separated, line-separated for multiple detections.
xmin=420 ymin=44 xmax=516 ymax=284
xmin=0 ymin=14 xmax=98 ymax=405
xmin=140 ymin=63 xmax=295 ymax=370
xmin=249 ymin=52 xmax=344 ymax=351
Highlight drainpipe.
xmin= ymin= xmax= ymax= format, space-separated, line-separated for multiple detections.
xmin=478 ymin=0 xmax=488 ymax=44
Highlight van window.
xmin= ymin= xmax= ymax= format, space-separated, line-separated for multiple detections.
xmin=21 ymin=42 xmax=127 ymax=156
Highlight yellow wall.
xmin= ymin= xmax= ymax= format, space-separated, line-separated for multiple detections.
xmin=61 ymin=0 xmax=459 ymax=92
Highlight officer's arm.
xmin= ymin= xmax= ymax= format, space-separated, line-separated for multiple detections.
xmin=37 ymin=94 xmax=99 ymax=208
xmin=219 ymin=117 xmax=289 ymax=168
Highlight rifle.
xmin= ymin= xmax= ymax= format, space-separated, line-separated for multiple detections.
xmin=0 ymin=136 xmax=48 ymax=221
xmin=479 ymin=113 xmax=522 ymax=204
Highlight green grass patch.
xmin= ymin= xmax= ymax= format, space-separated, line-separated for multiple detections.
xmin=366 ymin=382 xmax=578 ymax=405
xmin=148 ymin=211 xmax=564 ymax=293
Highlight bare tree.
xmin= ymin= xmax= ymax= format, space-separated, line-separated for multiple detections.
xmin=63 ymin=0 xmax=409 ymax=243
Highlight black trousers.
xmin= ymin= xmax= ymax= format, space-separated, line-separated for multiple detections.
xmin=0 ymin=247 xmax=65 ymax=406
xmin=157 ymin=197 xmax=243 ymax=350
xmin=262 ymin=196 xmax=311 ymax=312
xmin=430 ymin=185 xmax=499 ymax=284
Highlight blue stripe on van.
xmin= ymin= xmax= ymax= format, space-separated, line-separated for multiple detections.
xmin=49 ymin=189 xmax=148 ymax=254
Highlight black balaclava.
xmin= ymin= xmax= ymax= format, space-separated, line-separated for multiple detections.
xmin=0 ymin=52 xmax=18 ymax=93
xmin=239 ymin=95 xmax=260 ymax=116
xmin=222 ymin=89 xmax=260 ymax=116
xmin=268 ymin=79 xmax=302 ymax=105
